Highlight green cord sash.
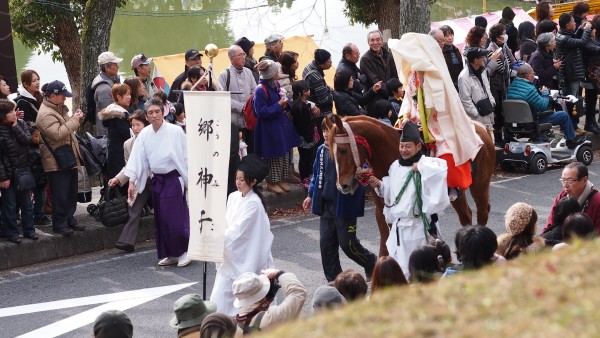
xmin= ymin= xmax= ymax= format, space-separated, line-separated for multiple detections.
xmin=383 ymin=170 xmax=431 ymax=235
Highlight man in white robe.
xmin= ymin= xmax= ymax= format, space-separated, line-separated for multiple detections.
xmin=125 ymin=99 xmax=190 ymax=267
xmin=369 ymin=122 xmax=450 ymax=280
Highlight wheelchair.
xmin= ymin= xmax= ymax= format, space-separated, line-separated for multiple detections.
xmin=500 ymin=98 xmax=593 ymax=174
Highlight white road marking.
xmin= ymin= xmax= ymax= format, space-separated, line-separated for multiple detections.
xmin=0 ymin=283 xmax=196 ymax=338
xmin=492 ymin=175 xmax=532 ymax=185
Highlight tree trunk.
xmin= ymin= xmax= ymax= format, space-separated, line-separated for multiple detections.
xmin=399 ymin=0 xmax=431 ymax=37
xmin=79 ymin=0 xmax=119 ymax=130
xmin=375 ymin=0 xmax=401 ymax=39
xmin=54 ymin=19 xmax=82 ymax=110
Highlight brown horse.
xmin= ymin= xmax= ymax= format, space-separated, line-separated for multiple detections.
xmin=327 ymin=115 xmax=495 ymax=257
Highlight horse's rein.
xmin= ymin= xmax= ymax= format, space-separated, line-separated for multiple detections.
xmin=333 ymin=121 xmax=373 ymax=186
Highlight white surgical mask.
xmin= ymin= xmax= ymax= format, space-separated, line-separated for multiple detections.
xmin=501 ymin=34 xmax=508 ymax=42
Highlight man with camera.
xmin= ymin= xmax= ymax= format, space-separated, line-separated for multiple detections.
xmin=233 ymin=269 xmax=307 ymax=334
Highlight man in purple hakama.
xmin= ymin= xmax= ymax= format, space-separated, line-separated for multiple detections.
xmin=125 ymin=99 xmax=191 ymax=267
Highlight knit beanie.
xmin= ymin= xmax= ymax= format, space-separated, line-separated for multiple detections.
xmin=314 ymin=49 xmax=332 ymax=65
xmin=504 ymin=202 xmax=535 ymax=235
xmin=256 ymin=60 xmax=280 ymax=80
xmin=502 ymin=6 xmax=516 ymax=21
xmin=235 ymin=37 xmax=255 ymax=55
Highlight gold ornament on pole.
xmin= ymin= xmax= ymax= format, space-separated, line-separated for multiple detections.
xmin=203 ymin=43 xmax=218 ymax=90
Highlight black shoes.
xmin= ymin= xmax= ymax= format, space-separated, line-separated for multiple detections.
xmin=115 ymin=242 xmax=135 ymax=253
xmin=584 ymin=123 xmax=600 ymax=134
xmin=24 ymin=233 xmax=39 ymax=240
xmin=566 ymin=134 xmax=587 ymax=149
xmin=53 ymin=228 xmax=74 ymax=236
xmin=8 ymin=236 xmax=21 ymax=244
xmin=71 ymin=224 xmax=86 ymax=231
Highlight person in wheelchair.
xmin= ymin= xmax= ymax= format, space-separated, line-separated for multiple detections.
xmin=507 ymin=64 xmax=586 ymax=149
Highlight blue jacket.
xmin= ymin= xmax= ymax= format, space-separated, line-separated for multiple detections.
xmin=253 ymin=79 xmax=301 ymax=159
xmin=506 ymin=77 xmax=549 ymax=114
xmin=308 ymin=144 xmax=365 ymax=218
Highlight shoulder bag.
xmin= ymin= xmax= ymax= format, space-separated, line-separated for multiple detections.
xmin=40 ymin=132 xmax=77 ymax=170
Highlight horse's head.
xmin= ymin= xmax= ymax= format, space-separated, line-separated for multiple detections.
xmin=327 ymin=114 xmax=368 ymax=194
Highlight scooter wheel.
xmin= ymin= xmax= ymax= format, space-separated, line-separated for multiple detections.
xmin=530 ymin=153 xmax=547 ymax=174
xmin=87 ymin=204 xmax=98 ymax=216
xmin=576 ymin=145 xmax=593 ymax=166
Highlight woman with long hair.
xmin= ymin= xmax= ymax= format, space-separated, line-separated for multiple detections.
xmin=370 ymin=256 xmax=407 ymax=295
xmin=124 ymin=77 xmax=146 ymax=112
xmin=209 ymin=154 xmax=274 ymax=315
xmin=278 ymin=51 xmax=299 ymax=100
xmin=517 ymin=21 xmax=537 ymax=62
xmin=15 ymin=70 xmax=43 ymax=123
xmin=536 ymin=1 xmax=554 ymax=22
xmin=497 ymin=202 xmax=545 ymax=260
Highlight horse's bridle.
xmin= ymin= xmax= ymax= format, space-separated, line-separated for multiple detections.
xmin=333 ymin=121 xmax=373 ymax=186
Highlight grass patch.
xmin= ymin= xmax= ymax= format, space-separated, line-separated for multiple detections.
xmin=260 ymin=239 xmax=600 ymax=337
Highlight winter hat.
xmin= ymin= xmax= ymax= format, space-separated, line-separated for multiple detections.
xmin=502 ymin=6 xmax=516 ymax=21
xmin=505 ymin=202 xmax=535 ymax=235
xmin=312 ymin=285 xmax=347 ymax=311
xmin=256 ymin=59 xmax=280 ymax=80
xmin=474 ymin=16 xmax=488 ymax=29
xmin=93 ymin=310 xmax=133 ymax=338
xmin=314 ymin=49 xmax=332 ymax=65
xmin=235 ymin=37 xmax=255 ymax=54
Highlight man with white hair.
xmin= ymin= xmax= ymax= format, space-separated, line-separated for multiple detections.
xmin=218 ymin=44 xmax=257 ymax=152
xmin=360 ymin=30 xmax=398 ymax=102
xmin=92 ymin=51 xmax=122 ymax=136
xmin=429 ymin=29 xmax=446 ymax=50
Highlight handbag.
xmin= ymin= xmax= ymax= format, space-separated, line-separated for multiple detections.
xmin=41 ymin=133 xmax=77 ymax=170
xmin=14 ymin=166 xmax=36 ymax=191
xmin=97 ymin=185 xmax=129 ymax=227
xmin=474 ymin=97 xmax=494 ymax=117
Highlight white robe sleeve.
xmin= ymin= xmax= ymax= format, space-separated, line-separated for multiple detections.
xmin=124 ymin=128 xmax=150 ymax=194
xmin=172 ymin=126 xmax=188 ymax=187
xmin=418 ymin=157 xmax=450 ymax=214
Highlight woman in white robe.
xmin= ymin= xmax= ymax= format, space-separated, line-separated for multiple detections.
xmin=210 ymin=154 xmax=275 ymax=315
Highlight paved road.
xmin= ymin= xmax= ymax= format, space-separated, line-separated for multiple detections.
xmin=0 ymin=161 xmax=595 ymax=337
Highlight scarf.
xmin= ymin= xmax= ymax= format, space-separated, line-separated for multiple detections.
xmin=399 ymin=151 xmax=422 ymax=166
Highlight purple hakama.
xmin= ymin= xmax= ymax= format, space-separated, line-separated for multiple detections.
xmin=152 ymin=170 xmax=190 ymax=258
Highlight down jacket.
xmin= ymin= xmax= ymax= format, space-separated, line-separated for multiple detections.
xmin=506 ymin=77 xmax=549 ymax=114
xmin=332 ymin=88 xmax=376 ymax=117
xmin=457 ymin=65 xmax=495 ymax=126
xmin=555 ymin=28 xmax=591 ymax=84
xmin=36 ymin=99 xmax=82 ymax=172
xmin=99 ymin=103 xmax=131 ymax=179
xmin=0 ymin=120 xmax=33 ymax=182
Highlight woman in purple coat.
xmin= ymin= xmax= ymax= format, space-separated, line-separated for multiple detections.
xmin=253 ymin=60 xmax=301 ymax=194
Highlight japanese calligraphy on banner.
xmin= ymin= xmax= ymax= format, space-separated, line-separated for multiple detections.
xmin=184 ymin=91 xmax=231 ymax=263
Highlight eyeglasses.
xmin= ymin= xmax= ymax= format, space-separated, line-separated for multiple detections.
xmin=559 ymin=178 xmax=580 ymax=185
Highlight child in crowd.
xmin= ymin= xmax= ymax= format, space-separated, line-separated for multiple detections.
xmin=238 ymin=130 xmax=248 ymax=160
xmin=303 ymin=119 xmax=377 ymax=283
xmin=497 ymin=202 xmax=545 ymax=260
xmin=28 ymin=122 xmax=49 ymax=226
xmin=541 ymin=197 xmax=580 ymax=246
xmin=153 ymin=91 xmax=174 ymax=119
xmin=387 ymin=78 xmax=403 ymax=127
xmin=408 ymin=239 xmax=451 ymax=284
xmin=291 ymin=80 xmax=319 ymax=187
xmin=443 ymin=225 xmax=504 ymax=278
xmin=170 ymin=103 xmax=186 ymax=132
xmin=0 ymin=99 xmax=36 ymax=243
xmin=371 ymin=99 xmax=393 ymax=126
xmin=370 ymin=256 xmax=407 ymax=296
xmin=334 ymin=269 xmax=368 ymax=302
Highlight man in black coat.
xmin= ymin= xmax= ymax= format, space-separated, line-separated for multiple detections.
xmin=337 ymin=43 xmax=366 ymax=94
xmin=168 ymin=49 xmax=203 ymax=102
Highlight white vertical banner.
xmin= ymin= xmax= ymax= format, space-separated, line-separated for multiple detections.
xmin=184 ymin=91 xmax=231 ymax=263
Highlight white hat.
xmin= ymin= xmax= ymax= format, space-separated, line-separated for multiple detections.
xmin=232 ymin=272 xmax=270 ymax=308
xmin=98 ymin=51 xmax=123 ymax=66
xmin=131 ymin=54 xmax=152 ymax=70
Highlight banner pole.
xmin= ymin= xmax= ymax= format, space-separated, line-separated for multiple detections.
xmin=203 ymin=261 xmax=208 ymax=300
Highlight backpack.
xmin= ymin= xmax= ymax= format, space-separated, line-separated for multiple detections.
xmin=243 ymin=84 xmax=268 ymax=131
xmin=85 ymin=80 xmax=107 ymax=125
